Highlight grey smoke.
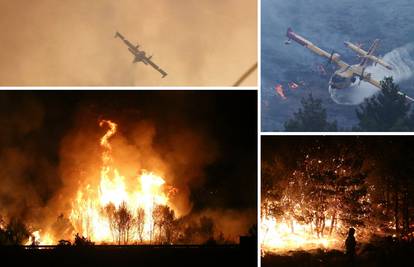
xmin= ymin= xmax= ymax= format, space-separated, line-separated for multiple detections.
xmin=330 ymin=43 xmax=414 ymax=105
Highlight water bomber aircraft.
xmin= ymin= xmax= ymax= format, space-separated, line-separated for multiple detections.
xmin=115 ymin=32 xmax=168 ymax=78
xmin=285 ymin=28 xmax=413 ymax=101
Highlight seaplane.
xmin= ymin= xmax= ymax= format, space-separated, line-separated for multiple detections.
xmin=115 ymin=31 xmax=168 ymax=78
xmin=285 ymin=28 xmax=413 ymax=101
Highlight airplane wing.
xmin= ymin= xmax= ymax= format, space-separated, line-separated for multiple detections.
xmin=358 ymin=39 xmax=379 ymax=67
xmin=115 ymin=31 xmax=167 ymax=78
xmin=354 ymin=70 xmax=414 ymax=101
xmin=286 ymin=28 xmax=349 ymax=69
xmin=344 ymin=40 xmax=392 ymax=70
xmin=115 ymin=31 xmax=138 ymax=53
xmin=143 ymin=57 xmax=168 ymax=78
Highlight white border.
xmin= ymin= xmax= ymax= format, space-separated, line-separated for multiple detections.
xmin=261 ymin=132 xmax=414 ymax=135
xmin=0 ymin=86 xmax=257 ymax=91
xmin=1 ymin=1 xmax=262 ymax=265
xmin=257 ymin=0 xmax=261 ymax=265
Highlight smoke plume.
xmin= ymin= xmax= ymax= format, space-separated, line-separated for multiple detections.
xmin=330 ymin=43 xmax=414 ymax=104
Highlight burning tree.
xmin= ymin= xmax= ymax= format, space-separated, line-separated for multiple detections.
xmin=262 ymin=143 xmax=373 ymax=252
xmin=0 ymin=218 xmax=30 ymax=245
xmin=136 ymin=208 xmax=145 ymax=243
xmin=152 ymin=205 xmax=175 ymax=244
xmin=68 ymin=119 xmax=177 ymax=244
xmin=104 ymin=202 xmax=135 ymax=245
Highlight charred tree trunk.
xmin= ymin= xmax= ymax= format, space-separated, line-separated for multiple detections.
xmin=403 ymin=190 xmax=409 ymax=235
xmin=394 ymin=190 xmax=399 ymax=237
xmin=321 ymin=215 xmax=325 ymax=237
xmin=329 ymin=212 xmax=336 ymax=236
xmin=386 ymin=177 xmax=390 ymax=216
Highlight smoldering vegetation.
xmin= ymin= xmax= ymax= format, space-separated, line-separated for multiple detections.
xmin=261 ymin=0 xmax=414 ymax=131
xmin=261 ymin=136 xmax=414 ymax=266
xmin=0 ymin=0 xmax=257 ymax=86
xmin=0 ymin=91 xmax=257 ymax=245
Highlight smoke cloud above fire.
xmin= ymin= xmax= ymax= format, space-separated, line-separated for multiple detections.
xmin=0 ymin=91 xmax=257 ymax=243
xmin=0 ymin=0 xmax=257 ymax=86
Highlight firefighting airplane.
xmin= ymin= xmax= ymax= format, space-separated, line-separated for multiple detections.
xmin=285 ymin=28 xmax=414 ymax=101
xmin=115 ymin=32 xmax=168 ymax=78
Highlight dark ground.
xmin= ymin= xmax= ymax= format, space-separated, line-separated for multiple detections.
xmin=0 ymin=244 xmax=257 ymax=267
xmin=262 ymin=239 xmax=414 ymax=267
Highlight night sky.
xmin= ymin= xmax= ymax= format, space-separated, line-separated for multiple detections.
xmin=0 ymin=90 xmax=257 ymax=214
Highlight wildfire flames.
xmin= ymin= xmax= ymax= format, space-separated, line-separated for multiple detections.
xmin=28 ymin=119 xmax=176 ymax=245
xmin=68 ymin=119 xmax=176 ymax=244
xmin=261 ymin=206 xmax=343 ymax=254
xmin=261 ymin=156 xmax=374 ymax=255
xmin=26 ymin=230 xmax=54 ymax=246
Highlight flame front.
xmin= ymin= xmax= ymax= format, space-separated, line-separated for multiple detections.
xmin=26 ymin=230 xmax=54 ymax=246
xmin=69 ymin=119 xmax=173 ymax=244
xmin=261 ymin=213 xmax=342 ymax=254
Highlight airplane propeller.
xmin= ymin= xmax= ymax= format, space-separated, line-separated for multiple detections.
xmin=329 ymin=50 xmax=335 ymax=63
xmin=357 ymin=67 xmax=368 ymax=85
xmin=326 ymin=50 xmax=335 ymax=68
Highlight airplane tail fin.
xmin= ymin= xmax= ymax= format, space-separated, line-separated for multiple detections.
xmin=286 ymin=27 xmax=293 ymax=37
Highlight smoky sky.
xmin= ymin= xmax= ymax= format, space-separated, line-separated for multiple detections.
xmin=0 ymin=90 xmax=257 ymax=222
xmin=261 ymin=0 xmax=414 ymax=131
xmin=0 ymin=0 xmax=257 ymax=86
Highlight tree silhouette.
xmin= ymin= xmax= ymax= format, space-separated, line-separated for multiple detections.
xmin=51 ymin=214 xmax=74 ymax=241
xmin=74 ymin=233 xmax=94 ymax=246
xmin=136 ymin=208 xmax=145 ymax=243
xmin=3 ymin=218 xmax=30 ymax=245
xmin=199 ymin=216 xmax=215 ymax=241
xmin=105 ymin=202 xmax=135 ymax=244
xmin=104 ymin=203 xmax=117 ymax=242
xmin=355 ymin=77 xmax=411 ymax=131
xmin=264 ymin=143 xmax=372 ymax=238
xmin=152 ymin=205 xmax=175 ymax=243
xmin=284 ymin=94 xmax=337 ymax=131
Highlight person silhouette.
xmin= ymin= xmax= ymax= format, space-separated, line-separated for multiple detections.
xmin=345 ymin=227 xmax=356 ymax=266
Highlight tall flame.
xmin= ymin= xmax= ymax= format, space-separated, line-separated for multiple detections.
xmin=68 ymin=119 xmax=174 ymax=244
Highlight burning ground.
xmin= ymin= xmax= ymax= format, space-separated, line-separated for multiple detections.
xmin=0 ymin=90 xmax=257 ymax=246
xmin=261 ymin=136 xmax=414 ymax=259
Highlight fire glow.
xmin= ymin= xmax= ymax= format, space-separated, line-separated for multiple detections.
xmin=261 ymin=156 xmax=374 ymax=254
xmin=67 ymin=119 xmax=176 ymax=244
xmin=261 ymin=207 xmax=343 ymax=254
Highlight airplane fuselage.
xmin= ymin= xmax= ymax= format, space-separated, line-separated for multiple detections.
xmin=329 ymin=64 xmax=365 ymax=89
xmin=116 ymin=32 xmax=167 ymax=77
xmin=285 ymin=28 xmax=414 ymax=102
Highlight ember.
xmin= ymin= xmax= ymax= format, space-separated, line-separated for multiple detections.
xmin=288 ymin=82 xmax=299 ymax=89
